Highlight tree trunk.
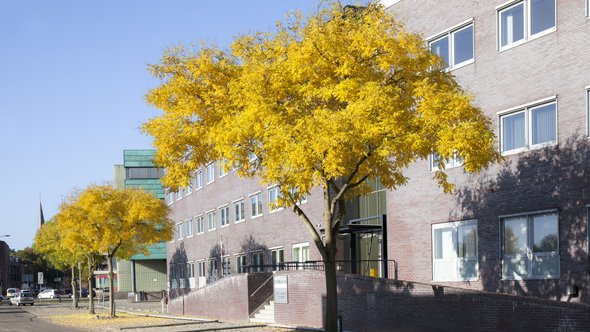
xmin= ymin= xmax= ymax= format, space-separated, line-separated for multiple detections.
xmin=71 ymin=266 xmax=78 ymax=309
xmin=107 ymin=254 xmax=116 ymax=317
xmin=324 ymin=251 xmax=339 ymax=332
xmin=88 ymin=260 xmax=95 ymax=315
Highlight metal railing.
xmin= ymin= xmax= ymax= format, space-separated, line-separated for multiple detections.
xmin=237 ymin=259 xmax=397 ymax=280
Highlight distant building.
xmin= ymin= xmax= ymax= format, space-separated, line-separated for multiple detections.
xmin=0 ymin=241 xmax=8 ymax=294
xmin=97 ymin=150 xmax=167 ymax=298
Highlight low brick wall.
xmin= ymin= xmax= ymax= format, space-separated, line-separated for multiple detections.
xmin=274 ymin=270 xmax=590 ymax=332
xmin=167 ymin=274 xmax=249 ymax=322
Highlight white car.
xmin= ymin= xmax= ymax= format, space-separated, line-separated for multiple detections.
xmin=38 ymin=289 xmax=61 ymax=299
xmin=9 ymin=291 xmax=34 ymax=306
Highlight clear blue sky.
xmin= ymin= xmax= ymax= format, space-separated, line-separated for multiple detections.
xmin=0 ymin=0 xmax=358 ymax=250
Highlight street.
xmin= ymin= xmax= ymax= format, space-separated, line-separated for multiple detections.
xmin=0 ymin=304 xmax=86 ymax=332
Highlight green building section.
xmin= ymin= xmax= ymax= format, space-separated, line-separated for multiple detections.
xmin=115 ymin=150 xmax=168 ymax=295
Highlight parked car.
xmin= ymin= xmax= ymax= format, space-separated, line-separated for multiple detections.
xmin=6 ymin=288 xmax=18 ymax=299
xmin=9 ymin=291 xmax=34 ymax=306
xmin=38 ymin=289 xmax=61 ymax=299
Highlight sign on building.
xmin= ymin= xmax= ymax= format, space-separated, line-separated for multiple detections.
xmin=37 ymin=272 xmax=44 ymax=285
xmin=274 ymin=275 xmax=288 ymax=304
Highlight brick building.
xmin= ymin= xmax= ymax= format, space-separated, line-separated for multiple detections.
xmin=385 ymin=0 xmax=590 ymax=303
xmin=165 ymin=0 xmax=590 ymax=327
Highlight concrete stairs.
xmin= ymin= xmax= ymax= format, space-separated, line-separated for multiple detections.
xmin=250 ymin=300 xmax=275 ymax=324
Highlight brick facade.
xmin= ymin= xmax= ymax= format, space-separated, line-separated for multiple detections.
xmin=386 ymin=0 xmax=590 ymax=303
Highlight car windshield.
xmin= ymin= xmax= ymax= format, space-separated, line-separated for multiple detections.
xmin=21 ymin=292 xmax=32 ymax=297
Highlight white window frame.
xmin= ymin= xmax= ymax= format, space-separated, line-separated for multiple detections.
xmin=250 ymin=191 xmax=263 ymax=218
xmin=222 ymin=255 xmax=231 ymax=276
xmin=195 ymin=169 xmax=203 ymax=190
xmin=233 ymin=198 xmax=245 ymax=223
xmin=218 ymin=160 xmax=228 ymax=178
xmin=207 ymin=210 xmax=216 ymax=231
xmin=176 ymin=222 xmax=184 ymax=240
xmin=186 ymin=218 xmax=194 ymax=238
xmin=167 ymin=191 xmax=175 ymax=205
xmin=497 ymin=0 xmax=557 ymax=52
xmin=271 ymin=247 xmax=285 ymax=271
xmin=498 ymin=97 xmax=557 ymax=155
xmin=432 ymin=219 xmax=479 ymax=282
xmin=187 ymin=261 xmax=195 ymax=278
xmin=429 ymin=152 xmax=464 ymax=171
xmin=220 ymin=204 xmax=230 ymax=227
xmin=235 ymin=253 xmax=246 ymax=274
xmin=268 ymin=186 xmax=283 ymax=213
xmin=428 ymin=20 xmax=474 ymax=71
xmin=176 ymin=187 xmax=184 ymax=201
xmin=586 ymin=87 xmax=590 ymax=137
xmin=185 ymin=185 xmax=192 ymax=196
xmin=197 ymin=260 xmax=206 ymax=278
xmin=195 ymin=214 xmax=204 ymax=235
xmin=251 ymin=251 xmax=264 ymax=272
xmin=206 ymin=163 xmax=215 ymax=184
xmin=292 ymin=242 xmax=310 ymax=267
xmin=500 ymin=210 xmax=560 ymax=280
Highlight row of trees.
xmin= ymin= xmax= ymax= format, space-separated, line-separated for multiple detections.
xmin=143 ymin=2 xmax=500 ymax=331
xmin=34 ymin=185 xmax=172 ymax=317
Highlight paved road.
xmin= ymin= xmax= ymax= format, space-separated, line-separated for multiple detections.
xmin=0 ymin=304 xmax=86 ymax=332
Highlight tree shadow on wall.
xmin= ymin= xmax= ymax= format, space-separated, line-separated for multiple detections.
xmin=240 ymin=234 xmax=269 ymax=272
xmin=169 ymin=243 xmax=188 ymax=298
xmin=455 ymin=134 xmax=589 ymax=302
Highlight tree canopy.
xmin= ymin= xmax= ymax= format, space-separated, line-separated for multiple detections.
xmin=144 ymin=2 xmax=500 ymax=330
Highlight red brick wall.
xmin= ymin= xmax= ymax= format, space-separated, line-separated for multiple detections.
xmin=274 ymin=270 xmax=590 ymax=331
xmin=167 ymin=274 xmax=249 ymax=322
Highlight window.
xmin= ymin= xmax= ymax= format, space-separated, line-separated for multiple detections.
xmin=186 ymin=218 xmax=194 ymax=237
xmin=250 ymin=192 xmax=263 ymax=218
xmin=271 ymin=248 xmax=285 ymax=271
xmin=292 ymin=242 xmax=310 ymax=269
xmin=167 ymin=191 xmax=175 ymax=205
xmin=176 ymin=187 xmax=184 ymax=201
xmin=195 ymin=169 xmax=203 ymax=189
xmin=187 ymin=262 xmax=195 ymax=278
xmin=186 ymin=185 xmax=192 ymax=195
xmin=432 ymin=220 xmax=478 ymax=281
xmin=502 ymin=212 xmax=559 ymax=279
xmin=206 ymin=163 xmax=215 ymax=184
xmin=126 ymin=167 xmax=164 ymax=179
xmin=235 ymin=254 xmax=246 ymax=274
xmin=429 ymin=22 xmax=474 ymax=70
xmin=197 ymin=261 xmax=206 ymax=278
xmin=268 ymin=186 xmax=283 ymax=212
xmin=249 ymin=152 xmax=257 ymax=162
xmin=587 ymin=89 xmax=590 ymax=136
xmin=500 ymin=100 xmax=557 ymax=153
xmin=220 ymin=205 xmax=230 ymax=227
xmin=218 ymin=160 xmax=228 ymax=178
xmin=222 ymin=256 xmax=231 ymax=276
xmin=176 ymin=222 xmax=184 ymax=240
xmin=207 ymin=211 xmax=216 ymax=231
xmin=234 ymin=199 xmax=245 ymax=223
xmin=251 ymin=252 xmax=264 ymax=272
xmin=195 ymin=215 xmax=204 ymax=234
xmin=498 ymin=0 xmax=556 ymax=50
xmin=430 ymin=152 xmax=463 ymax=171
xmin=208 ymin=258 xmax=218 ymax=280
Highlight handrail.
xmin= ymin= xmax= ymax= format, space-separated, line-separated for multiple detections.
xmin=249 ymin=273 xmax=274 ymax=298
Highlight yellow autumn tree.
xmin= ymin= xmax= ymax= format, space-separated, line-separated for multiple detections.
xmin=34 ymin=218 xmax=85 ymax=309
xmin=144 ymin=2 xmax=500 ymax=330
xmin=56 ymin=185 xmax=173 ymax=317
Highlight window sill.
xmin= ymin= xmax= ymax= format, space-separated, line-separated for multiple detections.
xmin=501 ymin=141 xmax=557 ymax=156
xmin=270 ymin=208 xmax=284 ymax=214
xmin=196 ymin=232 xmax=204 ymax=236
xmin=501 ymin=276 xmax=559 ymax=281
xmin=432 ymin=277 xmax=479 ymax=282
xmin=235 ymin=219 xmax=245 ymax=224
xmin=251 ymin=215 xmax=263 ymax=220
xmin=448 ymin=59 xmax=474 ymax=72
xmin=186 ymin=235 xmax=194 ymax=239
xmin=498 ymin=27 xmax=556 ymax=53
xmin=221 ymin=224 xmax=230 ymax=228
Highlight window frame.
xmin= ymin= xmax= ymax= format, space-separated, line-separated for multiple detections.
xmin=206 ymin=163 xmax=215 ymax=184
xmin=431 ymin=219 xmax=479 ymax=282
xmin=195 ymin=214 xmax=204 ymax=235
xmin=207 ymin=210 xmax=216 ymax=231
xmin=195 ymin=169 xmax=203 ymax=190
xmin=235 ymin=253 xmax=246 ymax=274
xmin=167 ymin=191 xmax=175 ymax=205
xmin=176 ymin=222 xmax=184 ymax=241
xmin=249 ymin=191 xmax=263 ymax=219
xmin=222 ymin=255 xmax=231 ymax=276
xmin=500 ymin=210 xmax=560 ymax=280
xmin=497 ymin=0 xmax=557 ymax=52
xmin=428 ymin=20 xmax=475 ymax=71
xmin=233 ymin=198 xmax=245 ymax=223
xmin=268 ymin=186 xmax=283 ymax=213
xmin=429 ymin=151 xmax=464 ymax=171
xmin=220 ymin=204 xmax=230 ymax=227
xmin=498 ymin=97 xmax=558 ymax=155
xmin=292 ymin=242 xmax=310 ymax=267
xmin=218 ymin=160 xmax=228 ymax=178
xmin=185 ymin=218 xmax=194 ymax=238
xmin=586 ymin=87 xmax=590 ymax=137
xmin=271 ymin=247 xmax=285 ymax=271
